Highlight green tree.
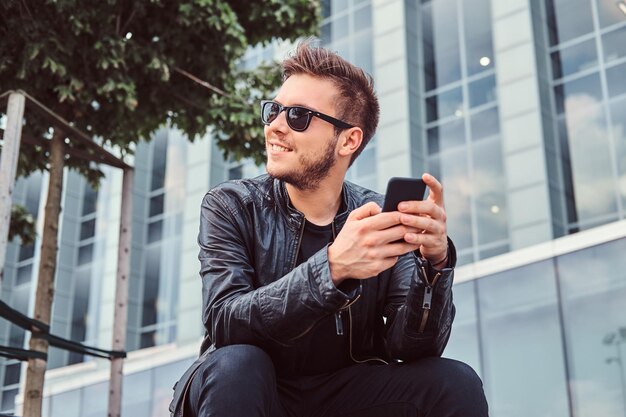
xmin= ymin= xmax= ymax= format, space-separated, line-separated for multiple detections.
xmin=0 ymin=1 xmax=318 ymax=415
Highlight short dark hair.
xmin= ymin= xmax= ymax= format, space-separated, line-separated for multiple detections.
xmin=281 ymin=41 xmax=380 ymax=166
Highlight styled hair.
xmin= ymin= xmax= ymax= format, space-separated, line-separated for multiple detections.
xmin=281 ymin=41 xmax=380 ymax=166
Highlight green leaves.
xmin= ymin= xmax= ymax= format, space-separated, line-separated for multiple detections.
xmin=8 ymin=204 xmax=36 ymax=246
xmin=0 ymin=0 xmax=319 ymax=178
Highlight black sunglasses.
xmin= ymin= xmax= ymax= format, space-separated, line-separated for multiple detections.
xmin=260 ymin=100 xmax=354 ymax=132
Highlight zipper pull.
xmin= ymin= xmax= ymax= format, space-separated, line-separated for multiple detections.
xmin=423 ymin=286 xmax=432 ymax=309
xmin=335 ymin=311 xmax=344 ymax=336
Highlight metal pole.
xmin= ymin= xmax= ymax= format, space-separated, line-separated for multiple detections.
xmin=108 ymin=167 xmax=133 ymax=417
xmin=0 ymin=92 xmax=25 ymax=284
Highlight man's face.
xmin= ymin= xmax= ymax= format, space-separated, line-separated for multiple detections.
xmin=264 ymin=74 xmax=342 ymax=191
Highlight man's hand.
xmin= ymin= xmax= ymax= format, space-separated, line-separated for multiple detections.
xmin=396 ymin=173 xmax=448 ymax=267
xmin=328 ymin=202 xmax=420 ymax=285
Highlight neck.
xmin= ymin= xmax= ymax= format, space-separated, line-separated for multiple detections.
xmin=286 ymin=175 xmax=344 ymax=226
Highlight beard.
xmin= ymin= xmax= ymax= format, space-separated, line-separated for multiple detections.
xmin=267 ymin=133 xmax=339 ymax=191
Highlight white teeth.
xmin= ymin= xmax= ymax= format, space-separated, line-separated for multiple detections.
xmin=271 ymin=144 xmax=290 ymax=152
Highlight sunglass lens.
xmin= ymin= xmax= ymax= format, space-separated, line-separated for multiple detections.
xmin=287 ymin=107 xmax=310 ymax=131
xmin=262 ymin=102 xmax=281 ymax=124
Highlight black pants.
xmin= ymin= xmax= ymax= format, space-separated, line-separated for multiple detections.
xmin=186 ymin=344 xmax=488 ymax=417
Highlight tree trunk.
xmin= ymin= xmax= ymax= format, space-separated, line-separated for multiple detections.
xmin=23 ymin=129 xmax=65 ymax=417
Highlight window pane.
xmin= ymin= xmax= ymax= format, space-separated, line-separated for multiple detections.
xmin=16 ymin=264 xmax=32 ymax=285
xmin=469 ymin=75 xmax=496 ymax=108
xmin=24 ymin=172 xmax=42 ymax=218
xmin=426 ymin=87 xmax=463 ymax=122
xmin=606 ymin=62 xmax=626 ymax=98
xmin=331 ymin=0 xmax=348 ymax=14
xmin=355 ymin=147 xmax=375 ymax=178
xmin=427 ymin=118 xmax=465 ymax=154
xmin=321 ymin=0 xmax=331 ymax=18
xmin=557 ymin=239 xmax=626 ymax=417
xmin=470 ymin=106 xmax=500 ymax=141
xmin=3 ymin=364 xmax=20 ymax=386
xmin=443 ymin=281 xmax=481 ymax=376
xmin=554 ymin=72 xmax=603 ymax=114
xmin=77 ymin=243 xmax=93 ymax=265
xmin=141 ymin=330 xmax=156 ymax=349
xmin=472 ymin=138 xmax=508 ymax=245
xmin=81 ymin=382 xmax=108 ymax=417
xmin=82 ymin=185 xmax=97 ymax=215
xmin=561 ymin=99 xmax=618 ymax=224
xmin=1 ymin=389 xmax=17 ymax=412
xmin=149 ymin=194 xmax=165 ymax=217
xmin=320 ymin=22 xmax=331 ymax=45
xmin=71 ymin=269 xmax=91 ymax=343
xmin=602 ymin=26 xmax=626 ymax=63
xmin=152 ymin=359 xmax=196 ymax=417
xmin=122 ymin=370 xmax=152 ymax=417
xmin=228 ymin=165 xmax=242 ymax=180
xmin=18 ymin=243 xmax=35 ymax=261
xmin=463 ymin=0 xmax=494 ymax=76
xmin=433 ymin=149 xmax=473 ymax=249
xmin=354 ymin=4 xmax=372 ymax=31
xmin=80 ymin=219 xmax=96 ymax=240
xmin=151 ymin=132 xmax=167 ymax=191
xmin=545 ymin=0 xmax=595 ymax=45
xmin=612 ymin=97 xmax=626 ymax=210
xmin=50 ymin=389 xmax=81 ymax=417
xmin=478 ymin=261 xmax=569 ymax=416
xmin=551 ymin=39 xmax=598 ymax=79
xmin=596 ymin=0 xmax=626 ymax=28
xmin=147 ymin=220 xmax=163 ymax=243
xmin=143 ymin=246 xmax=161 ymax=327
xmin=422 ymin=0 xmax=461 ymax=90
xmin=353 ymin=32 xmax=373 ymax=76
xmin=331 ymin=14 xmax=349 ymax=40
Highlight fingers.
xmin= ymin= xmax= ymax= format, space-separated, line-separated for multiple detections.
xmin=349 ymin=202 xmax=409 ymax=230
xmin=348 ymin=201 xmax=382 ymax=221
xmin=422 ymin=172 xmax=444 ymax=206
xmin=398 ymin=213 xmax=444 ymax=235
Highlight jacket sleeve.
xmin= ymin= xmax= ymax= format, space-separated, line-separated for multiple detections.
xmin=382 ymin=238 xmax=456 ymax=361
xmin=198 ymin=190 xmax=355 ymax=349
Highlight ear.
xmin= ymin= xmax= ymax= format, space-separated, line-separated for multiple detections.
xmin=338 ymin=127 xmax=363 ymax=158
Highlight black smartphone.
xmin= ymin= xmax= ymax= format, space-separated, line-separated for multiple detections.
xmin=382 ymin=177 xmax=427 ymax=212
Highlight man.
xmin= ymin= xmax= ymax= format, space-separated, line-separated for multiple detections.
xmin=170 ymin=41 xmax=488 ymax=417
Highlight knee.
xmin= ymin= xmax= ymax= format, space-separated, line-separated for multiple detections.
xmin=203 ymin=344 xmax=275 ymax=384
xmin=427 ymin=358 xmax=486 ymax=401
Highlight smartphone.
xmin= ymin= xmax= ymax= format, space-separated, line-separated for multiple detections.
xmin=382 ymin=177 xmax=427 ymax=212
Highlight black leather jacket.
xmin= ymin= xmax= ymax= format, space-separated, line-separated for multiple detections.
xmin=170 ymin=174 xmax=456 ymax=416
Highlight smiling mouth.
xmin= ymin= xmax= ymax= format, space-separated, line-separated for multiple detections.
xmin=269 ymin=143 xmax=292 ymax=152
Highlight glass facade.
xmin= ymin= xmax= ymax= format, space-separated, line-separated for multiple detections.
xmin=321 ymin=0 xmax=378 ymax=191
xmin=446 ymin=237 xmax=626 ymax=416
xmin=421 ymin=0 xmax=506 ymax=265
xmin=42 ymin=357 xmax=194 ymax=417
xmin=0 ymin=172 xmax=42 ymax=412
xmin=546 ymin=0 xmax=626 ymax=234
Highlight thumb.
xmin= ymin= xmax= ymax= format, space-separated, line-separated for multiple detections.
xmin=348 ymin=201 xmax=382 ymax=221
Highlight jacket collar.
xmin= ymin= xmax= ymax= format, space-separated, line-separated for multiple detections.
xmin=272 ymin=177 xmax=353 ymax=229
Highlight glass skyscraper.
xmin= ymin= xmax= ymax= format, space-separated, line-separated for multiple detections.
xmin=1 ymin=0 xmax=625 ymax=415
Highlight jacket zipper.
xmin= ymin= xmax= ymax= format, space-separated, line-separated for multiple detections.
xmin=331 ymin=221 xmax=344 ymax=336
xmin=347 ymin=305 xmax=388 ymax=365
xmin=418 ymin=266 xmax=441 ymax=333
xmin=285 ymin=219 xmax=319 ymax=341
xmin=291 ymin=219 xmax=306 ymax=270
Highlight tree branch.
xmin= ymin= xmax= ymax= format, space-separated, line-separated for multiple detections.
xmin=173 ymin=66 xmax=248 ymax=105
